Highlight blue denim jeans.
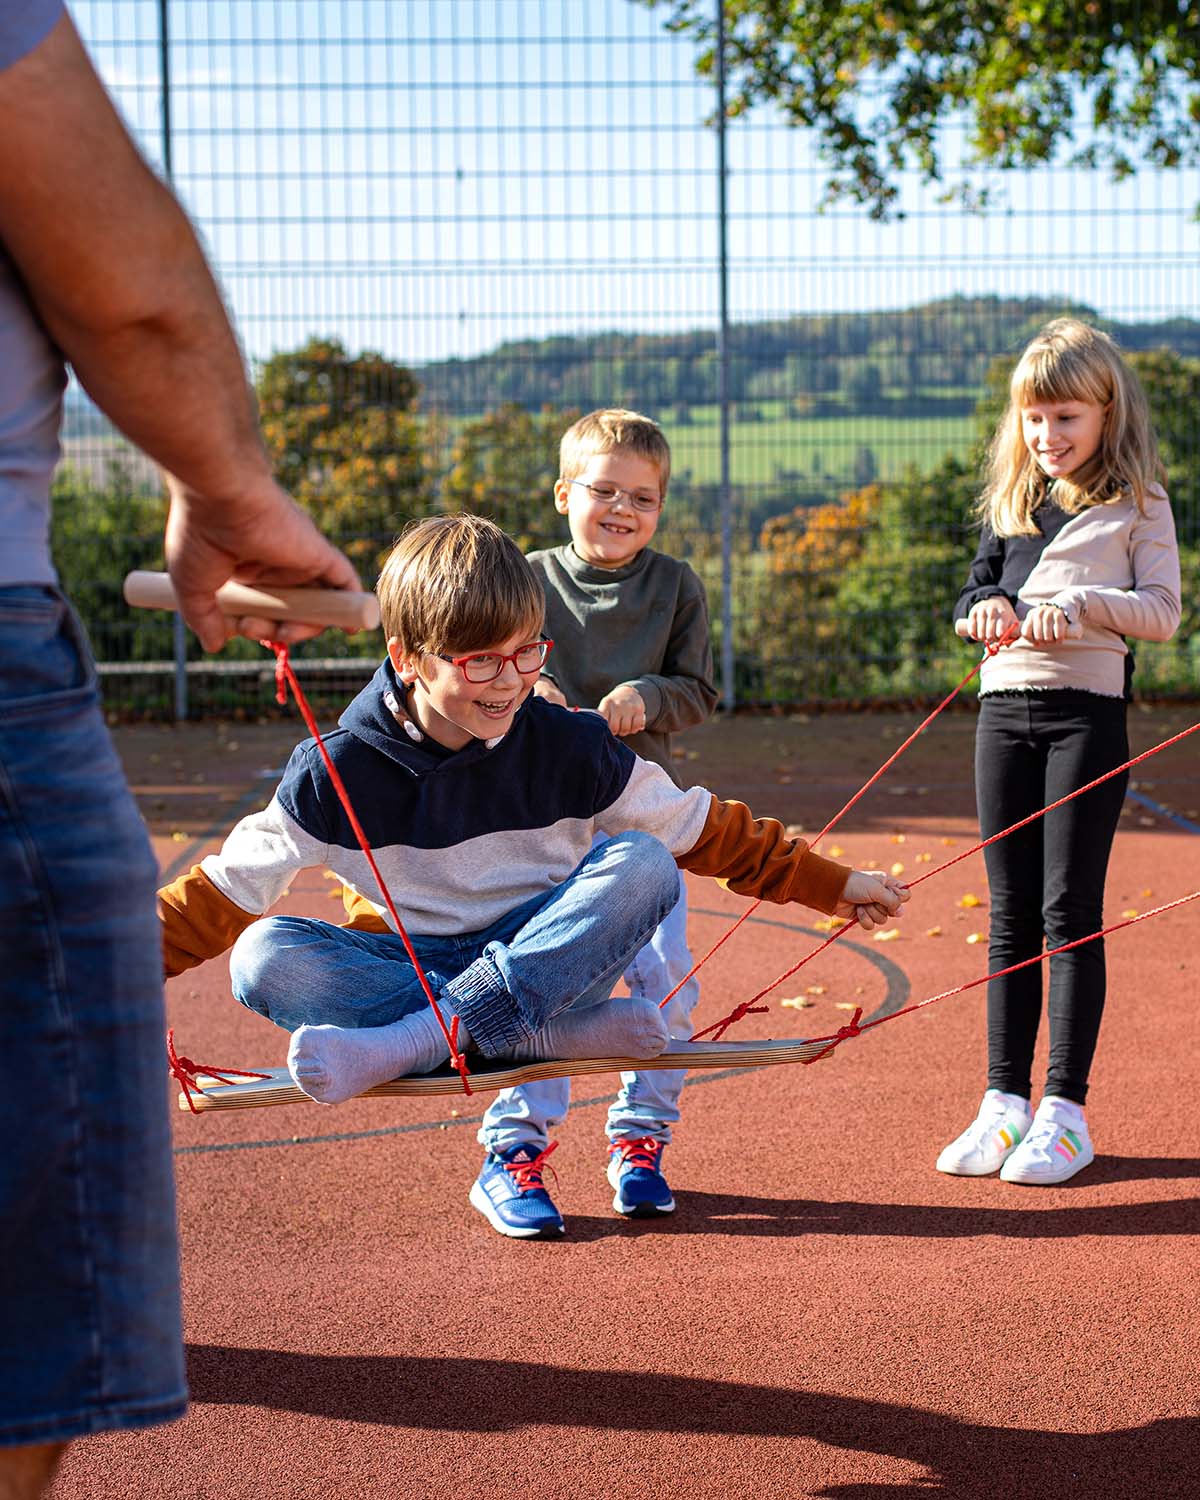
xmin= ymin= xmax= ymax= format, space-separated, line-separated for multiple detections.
xmin=480 ymin=878 xmax=699 ymax=1151
xmin=0 ymin=588 xmax=186 ymax=1446
xmin=229 ymin=831 xmax=681 ymax=1057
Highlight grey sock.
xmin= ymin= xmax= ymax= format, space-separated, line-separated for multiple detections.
xmin=287 ymin=1005 xmax=463 ymax=1105
xmin=505 ymin=996 xmax=669 ymax=1063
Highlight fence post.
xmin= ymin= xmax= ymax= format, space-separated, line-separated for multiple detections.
xmin=157 ymin=0 xmax=188 ymax=722
xmin=714 ymin=0 xmax=734 ymax=713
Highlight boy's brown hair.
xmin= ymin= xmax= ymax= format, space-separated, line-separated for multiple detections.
xmin=376 ymin=513 xmax=544 ymax=652
xmin=559 ymin=408 xmax=672 ymax=494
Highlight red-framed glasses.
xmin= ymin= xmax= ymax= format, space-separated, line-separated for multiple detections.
xmin=429 ymin=638 xmax=554 ymax=684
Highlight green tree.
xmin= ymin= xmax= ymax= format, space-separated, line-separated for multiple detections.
xmin=642 ymin=2 xmax=1200 ymax=218
xmin=439 ymin=403 xmax=579 ymax=552
xmin=256 ymin=337 xmax=432 ymax=572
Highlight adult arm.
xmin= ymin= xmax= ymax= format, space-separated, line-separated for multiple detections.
xmin=0 ymin=13 xmax=358 ymax=648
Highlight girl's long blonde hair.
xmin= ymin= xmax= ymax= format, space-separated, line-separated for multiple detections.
xmin=979 ymin=318 xmax=1165 ymax=537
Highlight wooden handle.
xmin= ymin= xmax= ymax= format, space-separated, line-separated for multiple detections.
xmin=123 ymin=571 xmax=379 ymax=633
xmin=955 ymin=616 xmax=1081 ymax=641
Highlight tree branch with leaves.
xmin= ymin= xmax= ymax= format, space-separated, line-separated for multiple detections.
xmin=641 ymin=1 xmax=1200 ymax=218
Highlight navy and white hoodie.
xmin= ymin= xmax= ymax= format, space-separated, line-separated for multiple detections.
xmin=160 ymin=659 xmax=850 ymax=975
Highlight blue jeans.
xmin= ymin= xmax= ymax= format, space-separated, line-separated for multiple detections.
xmin=0 ymin=588 xmax=185 ymax=1446
xmin=480 ymin=879 xmax=699 ymax=1150
xmin=229 ymin=831 xmax=681 ymax=1057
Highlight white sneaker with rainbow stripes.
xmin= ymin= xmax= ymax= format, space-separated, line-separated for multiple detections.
xmin=1000 ymin=1095 xmax=1094 ymax=1185
xmin=936 ymin=1089 xmax=1032 ymax=1176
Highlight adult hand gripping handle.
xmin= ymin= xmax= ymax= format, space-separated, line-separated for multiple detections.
xmin=123 ymin=570 xmax=380 ymax=633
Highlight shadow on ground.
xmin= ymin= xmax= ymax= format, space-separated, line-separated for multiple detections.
xmin=187 ymin=1344 xmax=1196 ymax=1498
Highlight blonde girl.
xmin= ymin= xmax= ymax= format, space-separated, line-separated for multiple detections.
xmin=939 ymin=319 xmax=1181 ymax=1185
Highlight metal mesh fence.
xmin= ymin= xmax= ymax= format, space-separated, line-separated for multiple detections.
xmin=65 ymin=1 xmax=1200 ymax=718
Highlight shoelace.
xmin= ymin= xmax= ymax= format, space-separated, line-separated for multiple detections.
xmin=610 ymin=1136 xmax=662 ymax=1173
xmin=504 ymin=1140 xmax=559 ymax=1193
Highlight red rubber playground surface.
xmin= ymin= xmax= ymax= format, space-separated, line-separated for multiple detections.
xmin=53 ymin=705 xmax=1200 ymax=1500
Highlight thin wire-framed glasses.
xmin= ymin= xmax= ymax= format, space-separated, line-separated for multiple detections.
xmin=568 ymin=478 xmax=661 ymax=513
xmin=428 ymin=638 xmax=554 ymax=684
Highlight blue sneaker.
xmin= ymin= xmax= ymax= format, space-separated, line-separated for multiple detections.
xmin=469 ymin=1141 xmax=564 ymax=1239
xmin=606 ymin=1136 xmax=675 ymax=1217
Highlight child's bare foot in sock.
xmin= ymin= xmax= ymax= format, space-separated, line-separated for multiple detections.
xmin=505 ymin=996 xmax=668 ymax=1063
xmin=287 ymin=1008 xmax=457 ymax=1104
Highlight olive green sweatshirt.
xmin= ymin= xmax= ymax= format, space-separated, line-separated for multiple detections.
xmin=528 ymin=544 xmax=718 ymax=785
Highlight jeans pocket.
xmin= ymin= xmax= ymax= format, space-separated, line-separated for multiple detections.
xmin=0 ymin=587 xmax=97 ymax=716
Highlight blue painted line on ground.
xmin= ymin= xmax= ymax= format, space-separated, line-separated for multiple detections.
xmin=1125 ymin=788 xmax=1200 ymax=835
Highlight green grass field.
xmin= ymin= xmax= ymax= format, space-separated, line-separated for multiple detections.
xmin=666 ymin=405 xmax=975 ymax=488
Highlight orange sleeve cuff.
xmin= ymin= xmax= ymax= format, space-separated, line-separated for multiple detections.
xmin=158 ymin=865 xmax=259 ymax=979
xmin=677 ymin=796 xmax=849 ymax=914
xmin=340 ymin=886 xmax=391 ymax=933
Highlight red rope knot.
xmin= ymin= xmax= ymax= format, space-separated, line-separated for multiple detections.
xmin=984 ymin=622 xmax=1021 ymax=657
xmin=803 ymin=1006 xmax=864 ymax=1066
xmin=503 ymin=1139 xmax=560 ymax=1193
xmin=690 ymin=1000 xmax=769 ymax=1043
xmin=166 ymin=1028 xmax=272 ymax=1114
xmin=267 ymin=640 xmax=290 ymax=705
xmin=447 ymin=1015 xmax=472 ymax=1096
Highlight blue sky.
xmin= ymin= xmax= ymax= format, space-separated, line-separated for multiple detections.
xmin=71 ymin=1 xmax=1200 ymax=367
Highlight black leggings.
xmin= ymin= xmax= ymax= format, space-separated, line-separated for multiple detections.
xmin=975 ymin=691 xmax=1129 ymax=1106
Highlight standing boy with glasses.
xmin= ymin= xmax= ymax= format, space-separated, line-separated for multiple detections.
xmin=158 ymin=512 xmax=907 ymax=1216
xmin=473 ymin=409 xmax=719 ymax=1236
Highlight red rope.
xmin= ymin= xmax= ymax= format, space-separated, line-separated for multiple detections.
xmin=792 ymin=891 xmax=1200 ymax=1063
xmin=167 ymin=1027 xmax=272 ymax=1114
xmin=906 ymin=719 xmax=1200 ymax=893
xmin=266 ymin=644 xmax=472 ymax=1094
xmin=702 ymin=715 xmax=1200 ymax=1032
xmin=673 ymin=628 xmax=1018 ymax=1028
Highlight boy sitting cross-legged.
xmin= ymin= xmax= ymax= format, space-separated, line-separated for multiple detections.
xmin=157 ymin=514 xmax=908 ymax=1220
xmin=475 ymin=408 xmax=719 ymax=1238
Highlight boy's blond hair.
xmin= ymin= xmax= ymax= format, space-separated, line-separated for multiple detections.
xmin=559 ymin=408 xmax=672 ymax=494
xmin=376 ymin=513 xmax=544 ymax=653
xmin=979 ymin=318 xmax=1165 ymax=538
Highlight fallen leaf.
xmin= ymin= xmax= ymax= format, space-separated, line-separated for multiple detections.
xmin=916 ymin=852 xmax=932 ymax=863
xmin=941 ymin=837 xmax=956 ymax=846
xmin=828 ymin=845 xmax=845 ymax=858
xmin=889 ymin=834 xmax=907 ymax=845
xmin=1142 ymin=888 xmax=1154 ymax=898
xmin=957 ymin=893 xmax=983 ymax=909
xmin=1137 ymin=816 xmax=1155 ymax=826
xmin=805 ymin=984 xmax=827 ymax=996
xmin=781 ymin=996 xmax=815 ymax=1010
xmin=812 ymin=916 xmax=840 ymax=931
xmin=785 ymin=824 xmax=805 ymax=838
xmin=925 ymin=925 xmax=942 ymax=937
xmin=966 ymin=932 xmax=986 ymax=945
xmin=836 ymin=1002 xmax=858 ymax=1011
xmin=890 ymin=862 xmax=905 ymax=876
xmin=1121 ymin=908 xmax=1139 ymax=919
xmin=854 ymin=985 xmax=864 ymax=995
xmin=873 ymin=928 xmax=901 ymax=942
xmin=170 ymin=831 xmax=188 ymax=843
